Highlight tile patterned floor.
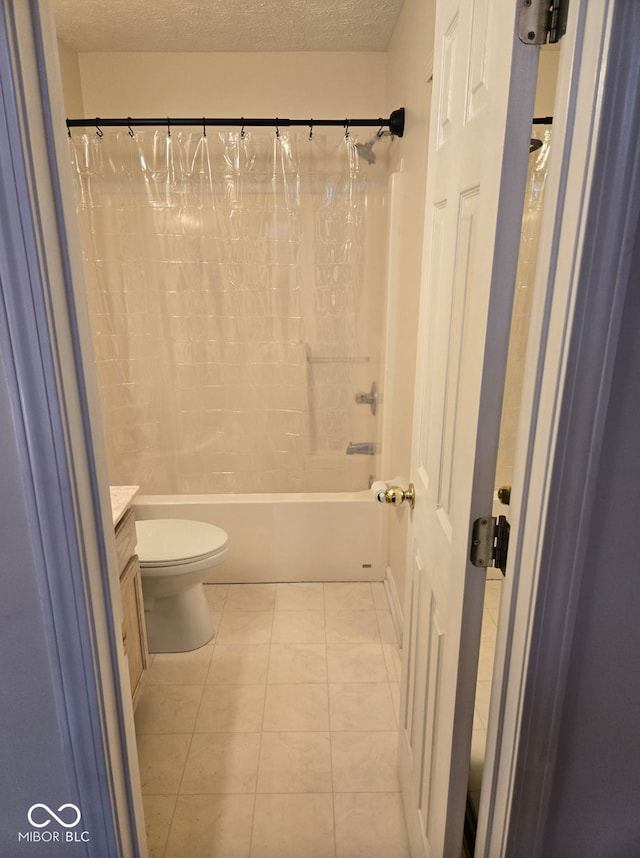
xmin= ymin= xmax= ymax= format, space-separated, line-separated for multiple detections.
xmin=135 ymin=582 xmax=410 ymax=858
xmin=468 ymin=578 xmax=503 ymax=815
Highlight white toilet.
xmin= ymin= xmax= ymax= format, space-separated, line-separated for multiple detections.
xmin=135 ymin=518 xmax=229 ymax=653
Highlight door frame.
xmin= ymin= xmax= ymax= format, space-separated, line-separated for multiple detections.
xmin=2 ymin=0 xmax=639 ymax=855
xmin=477 ymin=0 xmax=640 ymax=853
xmin=0 ymin=2 xmax=146 ymax=854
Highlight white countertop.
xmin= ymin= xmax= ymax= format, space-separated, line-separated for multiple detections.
xmin=109 ymin=485 xmax=139 ymax=526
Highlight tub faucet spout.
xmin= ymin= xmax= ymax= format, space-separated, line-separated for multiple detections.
xmin=346 ymin=441 xmax=377 ymax=456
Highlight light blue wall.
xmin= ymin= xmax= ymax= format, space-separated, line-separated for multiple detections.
xmin=0 ymin=4 xmax=133 ymax=852
xmin=0 ymin=346 xmax=80 ymax=854
xmin=540 ymin=208 xmax=640 ymax=856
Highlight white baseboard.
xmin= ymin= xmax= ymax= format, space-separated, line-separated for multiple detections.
xmin=383 ymin=566 xmax=404 ymax=648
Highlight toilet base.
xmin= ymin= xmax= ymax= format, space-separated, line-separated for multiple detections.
xmin=144 ymin=582 xmax=214 ymax=653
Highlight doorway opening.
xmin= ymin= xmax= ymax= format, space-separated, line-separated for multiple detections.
xmin=464 ymin=43 xmax=560 ymax=854
xmin=53 ymin=4 xmax=427 ymax=856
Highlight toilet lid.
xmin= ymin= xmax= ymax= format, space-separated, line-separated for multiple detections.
xmin=135 ymin=519 xmax=228 ymax=565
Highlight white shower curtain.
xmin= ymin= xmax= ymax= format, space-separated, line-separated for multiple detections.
xmin=495 ymin=128 xmax=552 ymax=488
xmin=70 ymin=128 xmax=386 ymax=493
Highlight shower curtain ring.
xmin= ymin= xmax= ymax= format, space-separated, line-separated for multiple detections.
xmin=344 ymin=119 xmax=350 ymax=139
xmin=202 ymin=117 xmax=207 ymax=137
xmin=127 ymin=118 xmax=134 ymax=138
xmin=275 ymin=119 xmax=280 ymax=138
xmin=66 ymin=119 xmax=71 ymax=138
xmin=95 ymin=119 xmax=103 ymax=138
xmin=167 ymin=117 xmax=171 ymax=137
xmin=309 ymin=120 xmax=313 ymax=141
xmin=377 ymin=124 xmax=385 ymax=137
xmin=240 ymin=118 xmax=245 ymax=138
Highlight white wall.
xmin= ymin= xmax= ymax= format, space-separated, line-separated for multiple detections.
xmin=76 ymin=52 xmax=386 ymax=118
xmin=383 ymin=0 xmax=435 ymax=613
xmin=57 ymin=39 xmax=84 ymax=116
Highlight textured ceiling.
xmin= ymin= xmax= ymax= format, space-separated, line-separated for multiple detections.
xmin=54 ymin=0 xmax=405 ymax=53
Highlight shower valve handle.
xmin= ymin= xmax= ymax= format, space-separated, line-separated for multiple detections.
xmin=354 ymin=382 xmax=378 ymax=415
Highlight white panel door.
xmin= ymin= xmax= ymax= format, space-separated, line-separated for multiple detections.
xmin=398 ymin=1 xmax=539 ymax=856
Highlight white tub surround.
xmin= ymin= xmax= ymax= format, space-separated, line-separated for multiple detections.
xmin=133 ymin=492 xmax=387 ymax=584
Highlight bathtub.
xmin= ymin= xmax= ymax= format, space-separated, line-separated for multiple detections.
xmin=132 ymin=491 xmax=388 ymax=584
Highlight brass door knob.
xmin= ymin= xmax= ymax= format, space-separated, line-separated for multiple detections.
xmin=384 ymin=483 xmax=415 ymax=510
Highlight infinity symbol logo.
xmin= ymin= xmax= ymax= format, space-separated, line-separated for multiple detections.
xmin=27 ymin=804 xmax=82 ymax=829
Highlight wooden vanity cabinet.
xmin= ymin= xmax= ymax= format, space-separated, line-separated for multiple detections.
xmin=114 ymin=506 xmax=148 ymax=705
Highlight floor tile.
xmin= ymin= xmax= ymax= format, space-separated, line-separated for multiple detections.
xmin=142 ymin=794 xmax=176 ymax=858
xmin=207 ymin=644 xmax=270 ymax=685
xmin=467 ymin=577 xmax=503 ymax=801
xmin=250 ymin=794 xmax=335 ymax=858
xmin=474 ymin=679 xmax=492 ymax=729
xmin=225 ymin=583 xmax=277 ymax=612
xmin=376 ymin=611 xmax=398 ymax=644
xmin=145 ymin=646 xmax=213 ymax=686
xmin=215 ymin=611 xmax=273 ymax=645
xmin=325 ymin=611 xmax=381 ymax=644
xmin=370 ymin=582 xmax=389 ymax=611
xmin=331 ymin=731 xmax=400 ymax=792
xmin=267 ymin=644 xmax=327 ymax=684
xmin=477 ymin=638 xmax=497 ymax=682
xmin=324 ymin=582 xmax=374 ymax=611
xmin=382 ymin=644 xmax=402 ymax=682
xmin=271 ymin=611 xmax=326 ymax=644
xmin=180 ymin=732 xmax=261 ymax=794
xmin=329 ymin=683 xmax=397 ymax=731
xmin=262 ymin=684 xmax=329 ymax=731
xmin=257 ymin=731 xmax=332 ymax=793
xmin=194 ymin=684 xmax=266 ymax=733
xmin=135 ymin=582 xmax=413 ymax=856
xmin=326 ymin=644 xmax=388 ymax=683
xmin=390 ymin=683 xmax=401 ymax=724
xmin=334 ymin=792 xmax=410 ymax=858
xmin=137 ymin=733 xmax=192 ymax=794
xmin=275 ymin=582 xmax=325 ymax=611
xmin=480 ymin=609 xmax=498 ymax=642
xmin=134 ymin=685 xmax=204 ymax=735
xmin=484 ymin=580 xmax=502 ymax=611
xmin=164 ymin=794 xmax=254 ymax=858
xmin=487 ymin=606 xmax=501 ymax=626
xmin=204 ymin=583 xmax=229 ymax=613
xmin=469 ymin=729 xmax=487 ymax=792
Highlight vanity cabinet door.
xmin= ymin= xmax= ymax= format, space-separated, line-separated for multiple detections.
xmin=121 ymin=555 xmax=148 ymax=703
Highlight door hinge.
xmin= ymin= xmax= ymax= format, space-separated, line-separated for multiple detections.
xmin=470 ymin=515 xmax=510 ymax=576
xmin=518 ymin=0 xmax=569 ymax=45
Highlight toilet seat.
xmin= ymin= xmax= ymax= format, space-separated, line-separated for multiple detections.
xmin=136 ymin=519 xmax=228 ymax=568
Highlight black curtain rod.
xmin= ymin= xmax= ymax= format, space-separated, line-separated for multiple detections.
xmin=532 ymin=116 xmax=553 ymax=124
xmin=66 ymin=107 xmax=405 ymax=137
